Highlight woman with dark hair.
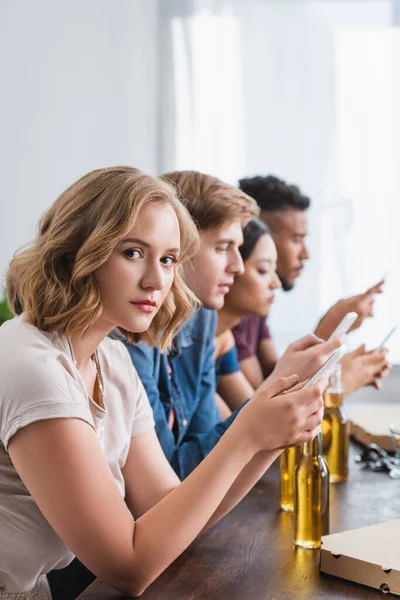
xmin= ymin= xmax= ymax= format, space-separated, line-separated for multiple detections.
xmin=215 ymin=219 xmax=281 ymax=412
xmin=216 ymin=218 xmax=391 ymax=415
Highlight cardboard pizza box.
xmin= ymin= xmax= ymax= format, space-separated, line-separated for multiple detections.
xmin=346 ymin=404 xmax=400 ymax=452
xmin=320 ymin=520 xmax=400 ymax=596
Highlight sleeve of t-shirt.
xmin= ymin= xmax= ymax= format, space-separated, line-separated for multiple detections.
xmin=103 ymin=339 xmax=155 ymax=439
xmin=217 ymin=345 xmax=241 ymax=376
xmin=0 ymin=354 xmax=95 ymax=450
xmin=123 ymin=353 xmax=155 ymax=439
xmin=232 ymin=318 xmax=253 ymax=361
xmin=258 ymin=317 xmax=271 ymax=345
xmin=130 ymin=374 xmax=156 ymax=438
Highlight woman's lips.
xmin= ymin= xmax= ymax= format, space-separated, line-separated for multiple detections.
xmin=217 ymin=284 xmax=231 ymax=295
xmin=130 ymin=301 xmax=157 ymax=313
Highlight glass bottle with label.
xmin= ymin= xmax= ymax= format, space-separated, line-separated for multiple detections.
xmin=280 ymin=446 xmax=301 ymax=512
xmin=293 ymin=433 xmax=330 ymax=549
xmin=323 ymin=364 xmax=350 ymax=483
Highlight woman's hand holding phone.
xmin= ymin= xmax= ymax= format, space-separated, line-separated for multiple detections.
xmin=269 ymin=333 xmax=345 ymax=384
xmin=236 ymin=374 xmax=326 ymax=453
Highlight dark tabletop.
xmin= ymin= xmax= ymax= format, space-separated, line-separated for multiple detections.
xmin=93 ymin=372 xmax=400 ymax=600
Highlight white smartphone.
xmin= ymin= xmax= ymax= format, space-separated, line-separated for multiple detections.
xmin=329 ymin=312 xmax=358 ymax=340
xmin=304 ymin=345 xmax=346 ymax=388
xmin=378 ymin=325 xmax=397 ymax=350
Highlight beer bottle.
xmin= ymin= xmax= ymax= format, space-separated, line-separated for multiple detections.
xmin=323 ymin=364 xmax=350 ymax=482
xmin=280 ymin=446 xmax=301 ymax=512
xmin=293 ymin=433 xmax=330 ymax=548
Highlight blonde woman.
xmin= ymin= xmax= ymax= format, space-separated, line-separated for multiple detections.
xmin=0 ymin=167 xmax=325 ymax=599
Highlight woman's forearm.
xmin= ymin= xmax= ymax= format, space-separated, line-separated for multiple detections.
xmin=114 ymin=373 xmax=321 ymax=596
xmin=203 ymin=446 xmax=281 ymax=530
xmin=130 ymin=423 xmax=256 ymax=594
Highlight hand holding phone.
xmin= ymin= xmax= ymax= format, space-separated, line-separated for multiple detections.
xmin=377 ymin=325 xmax=397 ymax=351
xmin=329 ymin=312 xmax=358 ymax=340
xmin=304 ymin=345 xmax=346 ymax=388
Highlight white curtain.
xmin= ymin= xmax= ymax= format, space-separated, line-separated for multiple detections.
xmin=159 ymin=0 xmax=245 ymax=183
xmin=321 ymin=27 xmax=400 ymax=357
xmin=159 ymin=0 xmax=400 ymax=362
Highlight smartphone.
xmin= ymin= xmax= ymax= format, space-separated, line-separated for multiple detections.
xmin=329 ymin=312 xmax=358 ymax=340
xmin=377 ymin=325 xmax=397 ymax=350
xmin=304 ymin=345 xmax=346 ymax=388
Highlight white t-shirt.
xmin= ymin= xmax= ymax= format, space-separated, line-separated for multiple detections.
xmin=0 ymin=315 xmax=155 ymax=593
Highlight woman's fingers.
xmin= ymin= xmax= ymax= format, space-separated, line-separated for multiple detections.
xmin=303 ymin=406 xmax=324 ymax=431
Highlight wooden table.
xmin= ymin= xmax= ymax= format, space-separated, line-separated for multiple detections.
xmin=91 ymin=373 xmax=400 ymax=599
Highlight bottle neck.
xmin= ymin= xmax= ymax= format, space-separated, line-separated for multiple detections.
xmin=329 ymin=363 xmax=342 ymax=391
xmin=324 ymin=363 xmax=344 ymax=408
xmin=302 ymin=432 xmax=323 ymax=457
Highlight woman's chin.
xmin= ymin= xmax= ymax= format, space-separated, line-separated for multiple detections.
xmin=118 ymin=314 xmax=155 ymax=333
xmin=258 ymin=306 xmax=271 ymax=318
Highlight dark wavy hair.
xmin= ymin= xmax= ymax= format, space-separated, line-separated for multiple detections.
xmin=240 ymin=218 xmax=270 ymax=262
xmin=238 ymin=175 xmax=310 ymax=213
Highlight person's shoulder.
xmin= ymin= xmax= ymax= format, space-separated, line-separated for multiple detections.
xmin=246 ymin=314 xmax=262 ymax=327
xmin=100 ymin=336 xmax=154 ymax=388
xmin=108 ymin=331 xmax=157 ymax=360
xmin=181 ymin=307 xmax=216 ymax=344
xmin=0 ymin=316 xmax=65 ymax=376
xmin=235 ymin=314 xmax=263 ymax=332
xmin=0 ymin=318 xmax=78 ymax=407
xmin=100 ymin=336 xmax=138 ymax=368
xmin=197 ymin=307 xmax=216 ymax=326
xmin=216 ymin=329 xmax=236 ymax=356
xmin=180 ymin=306 xmax=212 ymax=327
xmin=0 ymin=314 xmax=50 ymax=348
xmin=254 ymin=314 xmax=265 ymax=329
xmin=232 ymin=314 xmax=250 ymax=333
xmin=258 ymin=315 xmax=271 ymax=340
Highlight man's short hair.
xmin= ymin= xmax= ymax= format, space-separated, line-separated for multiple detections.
xmin=238 ymin=175 xmax=310 ymax=213
xmin=162 ymin=171 xmax=259 ymax=231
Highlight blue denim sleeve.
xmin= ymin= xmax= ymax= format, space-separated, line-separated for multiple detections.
xmin=124 ymin=342 xmax=179 ymax=466
xmin=124 ymin=330 xmax=245 ymax=480
xmin=175 ymin=409 xmax=241 ymax=478
xmin=174 ymin=313 xmax=242 ymax=477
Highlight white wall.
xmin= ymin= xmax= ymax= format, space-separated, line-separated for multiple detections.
xmin=322 ymin=27 xmax=400 ymax=358
xmin=0 ymin=0 xmax=160 ymax=287
xmin=237 ymin=0 xmax=336 ymax=351
xmin=235 ymin=0 xmax=394 ymax=355
xmin=157 ymin=0 xmax=397 ymax=357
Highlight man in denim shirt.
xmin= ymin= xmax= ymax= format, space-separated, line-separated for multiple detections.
xmin=123 ymin=172 xmax=259 ymax=478
xmin=124 ymin=171 xmax=344 ymax=479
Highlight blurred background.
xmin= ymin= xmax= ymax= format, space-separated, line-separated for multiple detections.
xmin=1 ymin=0 xmax=399 ymax=361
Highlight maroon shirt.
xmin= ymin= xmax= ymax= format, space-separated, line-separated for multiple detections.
xmin=232 ymin=315 xmax=271 ymax=361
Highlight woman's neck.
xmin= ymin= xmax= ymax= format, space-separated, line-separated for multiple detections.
xmin=69 ymin=318 xmax=114 ymax=368
xmin=217 ymin=306 xmax=243 ymax=336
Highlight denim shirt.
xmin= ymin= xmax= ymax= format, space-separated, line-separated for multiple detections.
xmin=122 ymin=308 xmax=240 ymax=479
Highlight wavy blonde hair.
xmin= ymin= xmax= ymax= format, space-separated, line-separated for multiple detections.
xmin=7 ymin=166 xmax=200 ymax=350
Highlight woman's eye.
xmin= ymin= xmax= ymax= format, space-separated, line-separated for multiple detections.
xmin=161 ymin=256 xmax=177 ymax=266
xmin=216 ymin=245 xmax=229 ymax=253
xmin=257 ymin=269 xmax=268 ymax=276
xmin=123 ymin=248 xmax=142 ymax=259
